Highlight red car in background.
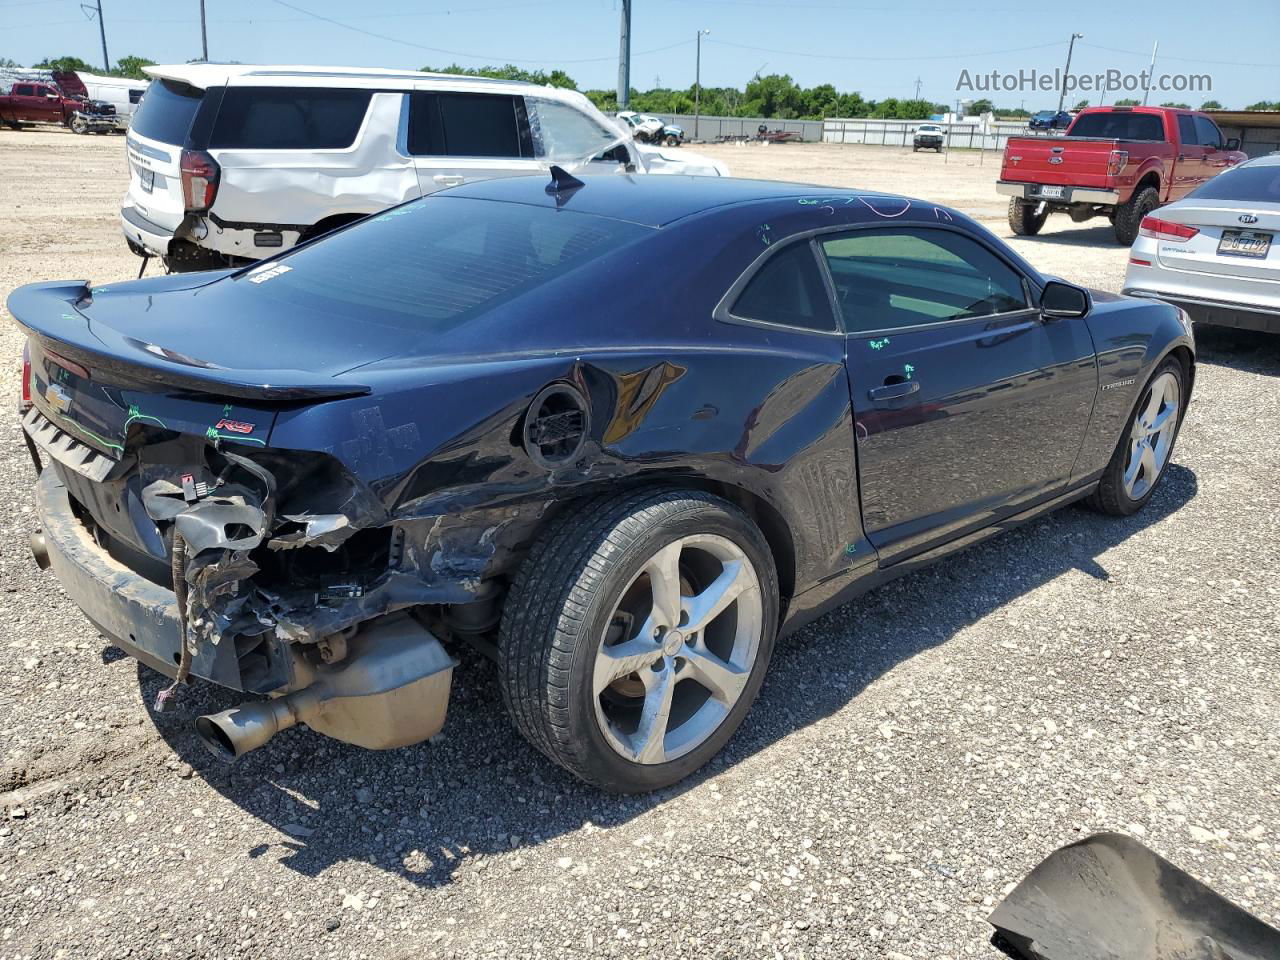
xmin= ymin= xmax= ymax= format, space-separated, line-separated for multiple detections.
xmin=997 ymin=106 xmax=1247 ymax=244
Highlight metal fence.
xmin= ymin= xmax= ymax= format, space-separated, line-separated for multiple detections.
xmin=823 ymin=118 xmax=1046 ymax=151
xmin=665 ymin=114 xmax=826 ymax=142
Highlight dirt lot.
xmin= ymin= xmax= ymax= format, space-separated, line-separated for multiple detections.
xmin=1 ymin=129 xmax=1278 ymax=960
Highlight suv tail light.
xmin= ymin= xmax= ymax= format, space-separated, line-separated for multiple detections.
xmin=1139 ymin=216 xmax=1199 ymax=242
xmin=1107 ymin=149 xmax=1129 ymax=176
xmin=20 ymin=342 xmax=32 ymax=413
xmin=180 ymin=148 xmax=220 ymax=213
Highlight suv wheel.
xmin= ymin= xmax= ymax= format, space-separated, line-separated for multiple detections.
xmin=498 ymin=490 xmax=778 ymax=792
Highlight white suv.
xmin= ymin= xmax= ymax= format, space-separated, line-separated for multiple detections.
xmin=121 ymin=64 xmax=729 ymax=270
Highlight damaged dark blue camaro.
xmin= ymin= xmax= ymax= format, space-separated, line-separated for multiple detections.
xmin=14 ymin=173 xmax=1194 ymax=792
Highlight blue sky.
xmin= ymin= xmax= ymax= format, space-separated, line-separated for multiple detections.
xmin=3 ymin=0 xmax=1277 ymax=109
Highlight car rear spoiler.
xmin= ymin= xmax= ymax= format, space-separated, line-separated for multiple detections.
xmin=9 ymin=280 xmax=372 ymax=402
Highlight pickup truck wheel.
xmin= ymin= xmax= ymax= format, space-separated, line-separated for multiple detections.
xmin=498 ymin=489 xmax=778 ymax=792
xmin=4 ymin=120 xmax=23 ymax=131
xmin=69 ymin=116 xmax=89 ymax=135
xmin=1114 ymin=186 xmax=1159 ymax=245
xmin=664 ymin=134 xmax=680 ymax=147
xmin=1087 ymin=357 xmax=1186 ymax=516
xmin=1008 ymin=198 xmax=1047 ymax=236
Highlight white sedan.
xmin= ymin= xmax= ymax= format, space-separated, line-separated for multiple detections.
xmin=1124 ymin=153 xmax=1280 ymax=335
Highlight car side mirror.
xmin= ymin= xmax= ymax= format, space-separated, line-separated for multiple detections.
xmin=1041 ymin=280 xmax=1090 ymax=319
xmin=1225 ymin=137 xmax=1240 ymax=151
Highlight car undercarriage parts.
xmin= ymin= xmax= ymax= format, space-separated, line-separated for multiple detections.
xmin=195 ymin=612 xmax=456 ymax=759
xmin=989 ymin=832 xmax=1280 ymax=960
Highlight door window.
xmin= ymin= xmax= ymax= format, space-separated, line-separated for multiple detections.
xmin=527 ymin=98 xmax=622 ymax=162
xmin=14 ymin=84 xmax=34 ymax=97
xmin=1194 ymin=115 xmax=1223 ymax=149
xmin=407 ymin=92 xmax=526 ymax=158
xmin=1176 ymin=114 xmax=1198 ymax=146
xmin=729 ymin=241 xmax=836 ymax=332
xmin=820 ymin=228 xmax=1028 ymax=333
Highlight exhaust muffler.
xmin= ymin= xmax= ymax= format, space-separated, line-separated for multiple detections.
xmin=194 ymin=612 xmax=455 ymax=761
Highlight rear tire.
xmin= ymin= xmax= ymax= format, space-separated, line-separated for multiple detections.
xmin=498 ymin=489 xmax=778 ymax=792
xmin=1008 ymin=197 xmax=1048 ymax=236
xmin=1113 ymin=186 xmax=1159 ymax=245
xmin=1087 ymin=356 xmax=1187 ymax=516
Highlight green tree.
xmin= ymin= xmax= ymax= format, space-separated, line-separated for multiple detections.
xmin=1074 ymin=99 xmax=1090 ymax=109
xmin=1244 ymin=100 xmax=1280 ymax=111
xmin=114 ymin=55 xmax=156 ymax=80
xmin=1200 ymin=99 xmax=1223 ymax=110
xmin=1160 ymin=101 xmax=1190 ymax=109
xmin=970 ymin=98 xmax=994 ymax=115
xmin=1114 ymin=98 xmax=1141 ymax=106
xmin=33 ymin=55 xmax=95 ymax=73
xmin=421 ymin=63 xmax=577 ymax=89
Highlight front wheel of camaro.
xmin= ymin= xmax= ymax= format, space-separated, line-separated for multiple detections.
xmin=498 ymin=490 xmax=778 ymax=792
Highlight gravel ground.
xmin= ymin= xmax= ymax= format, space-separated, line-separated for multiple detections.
xmin=1 ymin=129 xmax=1277 ymax=960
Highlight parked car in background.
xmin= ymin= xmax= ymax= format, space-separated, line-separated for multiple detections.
xmin=1029 ymin=110 xmax=1073 ymax=131
xmin=62 ymin=71 xmax=149 ymax=128
xmin=17 ymin=174 xmax=1192 ymax=791
xmin=998 ymin=106 xmax=1247 ymax=244
xmin=121 ymin=64 xmax=728 ymax=271
xmin=913 ymin=123 xmax=945 ymax=152
xmin=1125 ymin=153 xmax=1280 ymax=335
xmin=0 ymin=79 xmax=118 ymax=133
xmin=618 ymin=111 xmax=684 ymax=146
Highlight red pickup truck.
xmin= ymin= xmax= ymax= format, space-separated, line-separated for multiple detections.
xmin=0 ymin=79 xmax=117 ymax=133
xmin=997 ymin=106 xmax=1247 ymax=244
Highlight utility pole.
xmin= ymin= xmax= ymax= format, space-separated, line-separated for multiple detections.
xmin=913 ymin=77 xmax=922 ymax=101
xmin=1056 ymin=32 xmax=1083 ymax=114
xmin=616 ymin=0 xmax=631 ymax=110
xmin=1141 ymin=40 xmax=1158 ymax=105
xmin=94 ymin=0 xmax=109 ymax=72
xmin=199 ymin=0 xmax=209 ymax=61
xmin=694 ymin=28 xmax=710 ymax=142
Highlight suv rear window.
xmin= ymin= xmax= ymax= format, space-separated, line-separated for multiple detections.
xmin=241 ymin=196 xmax=648 ymax=330
xmin=131 ymin=79 xmax=204 ymax=144
xmin=407 ymin=92 xmax=528 ymax=157
xmin=1068 ymin=112 xmax=1165 ymax=141
xmin=209 ymin=88 xmax=372 ymax=149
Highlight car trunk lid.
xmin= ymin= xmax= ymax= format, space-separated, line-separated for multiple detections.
xmin=1153 ymin=201 xmax=1280 ymax=281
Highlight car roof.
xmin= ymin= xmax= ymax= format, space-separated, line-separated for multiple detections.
xmin=439 ymin=173 xmax=938 ymax=228
xmin=1239 ymin=153 xmax=1280 ymax=169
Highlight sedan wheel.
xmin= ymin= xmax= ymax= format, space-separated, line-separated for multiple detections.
xmin=499 ymin=490 xmax=778 ymax=792
xmin=1122 ymin=370 xmax=1180 ymax=501
xmin=1088 ymin=356 xmax=1187 ymax=516
xmin=592 ymin=534 xmax=763 ymax=765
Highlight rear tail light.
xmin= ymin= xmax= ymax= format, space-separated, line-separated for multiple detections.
xmin=1139 ymin=215 xmax=1199 ymax=242
xmin=180 ymin=148 xmax=220 ymax=213
xmin=20 ymin=342 xmax=32 ymax=413
xmin=1107 ymin=149 xmax=1129 ymax=176
xmin=1129 ymin=257 xmax=1152 ymax=267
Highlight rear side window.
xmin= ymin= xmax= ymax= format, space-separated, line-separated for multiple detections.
xmin=1176 ymin=114 xmax=1197 ymax=145
xmin=210 ymin=88 xmax=372 ymax=149
xmin=129 ymin=88 xmax=146 ymax=104
xmin=1187 ymin=164 xmax=1280 ymax=201
xmin=407 ymin=92 xmax=527 ymax=157
xmin=730 ymin=242 xmax=836 ymax=332
xmin=1069 ymin=112 xmax=1165 ymax=141
xmin=131 ymin=79 xmax=204 ymax=144
xmin=14 ymin=84 xmax=34 ymax=96
xmin=244 ymin=197 xmax=648 ymax=330
xmin=1194 ymin=115 xmax=1223 ymax=148
xmin=821 ymin=228 xmax=1027 ymax=332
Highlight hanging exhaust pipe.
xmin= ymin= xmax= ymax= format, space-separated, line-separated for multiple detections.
xmin=194 ymin=612 xmax=456 ymax=761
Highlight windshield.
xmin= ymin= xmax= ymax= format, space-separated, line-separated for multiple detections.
xmin=1187 ymin=164 xmax=1280 ymax=202
xmin=1068 ymin=112 xmax=1165 ymax=141
xmin=130 ymin=78 xmax=203 ymax=144
xmin=236 ymin=196 xmax=650 ymax=333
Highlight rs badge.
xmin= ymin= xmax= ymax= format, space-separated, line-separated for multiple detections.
xmin=215 ymin=418 xmax=255 ymax=434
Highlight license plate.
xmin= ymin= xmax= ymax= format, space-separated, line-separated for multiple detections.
xmin=138 ymin=165 xmax=154 ymax=193
xmin=1037 ymin=185 xmax=1065 ymax=199
xmin=1217 ymin=229 xmax=1272 ymax=259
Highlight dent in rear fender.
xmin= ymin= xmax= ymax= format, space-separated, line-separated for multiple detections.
xmin=268 ymin=348 xmax=870 ymax=599
xmin=1075 ymin=295 xmax=1193 ymax=481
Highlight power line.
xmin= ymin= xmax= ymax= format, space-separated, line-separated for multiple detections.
xmin=704 ymin=38 xmax=1066 ymax=62
xmin=1078 ymin=40 xmax=1277 ymax=69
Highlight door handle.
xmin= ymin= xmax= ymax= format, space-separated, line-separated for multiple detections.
xmin=867 ymin=379 xmax=920 ymax=403
xmin=433 ymin=175 xmax=465 ymax=186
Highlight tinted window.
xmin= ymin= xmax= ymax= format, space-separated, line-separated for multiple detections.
xmin=1068 ymin=112 xmax=1164 ymax=141
xmin=14 ymin=84 xmax=34 ymax=96
xmin=1176 ymin=114 xmax=1198 ymax=146
xmin=408 ymin=92 xmax=524 ymax=157
xmin=241 ymin=197 xmax=647 ymax=331
xmin=129 ymin=88 xmax=145 ymax=104
xmin=1187 ymin=164 xmax=1280 ymax=201
xmin=821 ymin=228 xmax=1027 ymax=332
xmin=130 ymin=79 xmax=204 ymax=144
xmin=209 ymin=88 xmax=371 ymax=149
xmin=1194 ymin=115 xmax=1223 ymax=148
xmin=731 ymin=242 xmax=835 ymax=332
xmin=528 ymin=98 xmax=621 ymax=161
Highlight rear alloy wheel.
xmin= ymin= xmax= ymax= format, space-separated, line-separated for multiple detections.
xmin=499 ymin=490 xmax=778 ymax=792
xmin=1088 ymin=358 xmax=1186 ymax=515
xmin=1008 ymin=197 xmax=1048 ymax=236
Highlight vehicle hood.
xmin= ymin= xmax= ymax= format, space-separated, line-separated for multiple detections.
xmin=636 ymin=144 xmax=729 ymax=177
